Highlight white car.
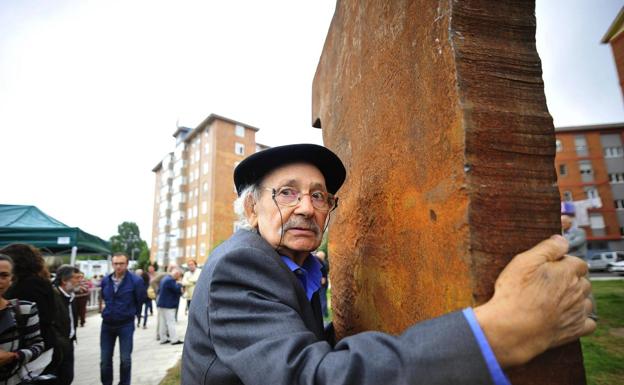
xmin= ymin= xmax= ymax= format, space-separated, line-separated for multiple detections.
xmin=607 ymin=260 xmax=624 ymax=275
xmin=588 ymin=251 xmax=624 ymax=271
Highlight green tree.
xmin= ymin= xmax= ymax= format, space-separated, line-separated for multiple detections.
xmin=109 ymin=221 xmax=145 ymax=262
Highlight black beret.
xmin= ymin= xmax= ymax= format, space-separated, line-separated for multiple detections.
xmin=234 ymin=144 xmax=346 ymax=195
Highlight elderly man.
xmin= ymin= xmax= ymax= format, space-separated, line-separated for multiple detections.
xmin=157 ymin=267 xmax=183 ymax=345
xmin=52 ymin=265 xmax=80 ymax=385
xmin=182 ymin=144 xmax=595 ymax=385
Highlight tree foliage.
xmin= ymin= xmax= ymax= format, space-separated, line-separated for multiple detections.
xmin=109 ymin=221 xmax=149 ymax=264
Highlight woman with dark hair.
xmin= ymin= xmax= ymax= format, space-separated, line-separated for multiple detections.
xmin=0 ymin=244 xmax=59 ymax=378
xmin=0 ymin=253 xmax=45 ymax=384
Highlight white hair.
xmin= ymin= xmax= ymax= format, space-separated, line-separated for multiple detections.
xmin=233 ymin=184 xmax=260 ymax=230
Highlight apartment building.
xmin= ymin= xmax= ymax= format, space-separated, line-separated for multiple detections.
xmin=150 ymin=114 xmax=266 ymax=267
xmin=555 ymin=123 xmax=624 ymax=253
xmin=602 ymin=7 xmax=624 ymax=98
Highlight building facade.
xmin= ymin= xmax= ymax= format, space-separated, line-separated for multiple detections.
xmin=150 ymin=114 xmax=265 ymax=267
xmin=555 ymin=123 xmax=624 ymax=254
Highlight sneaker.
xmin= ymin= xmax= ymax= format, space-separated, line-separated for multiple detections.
xmin=142 ymin=325 xmax=147 ymax=329
xmin=171 ymin=340 xmax=183 ymax=345
xmin=160 ymin=340 xmax=170 ymax=345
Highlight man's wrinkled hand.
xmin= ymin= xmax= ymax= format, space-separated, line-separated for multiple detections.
xmin=474 ymin=235 xmax=596 ymax=368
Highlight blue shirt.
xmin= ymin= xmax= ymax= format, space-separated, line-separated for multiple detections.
xmin=282 ymin=254 xmax=510 ymax=385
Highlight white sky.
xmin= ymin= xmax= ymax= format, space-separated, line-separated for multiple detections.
xmin=1 ymin=0 xmax=623 ymax=243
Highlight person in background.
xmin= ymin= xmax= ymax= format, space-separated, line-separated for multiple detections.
xmin=73 ymin=272 xmax=89 ymax=327
xmin=561 ymin=214 xmax=587 ymax=260
xmin=135 ymin=269 xmax=151 ymax=329
xmin=181 ymin=259 xmax=201 ymax=315
xmin=99 ymin=252 xmax=146 ymax=385
xmin=157 ymin=267 xmax=183 ymax=345
xmin=0 ymin=243 xmax=60 ymax=379
xmin=0 ymin=253 xmax=45 ymax=385
xmin=51 ymin=265 xmax=80 ymax=385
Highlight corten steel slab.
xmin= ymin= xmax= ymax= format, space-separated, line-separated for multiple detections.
xmin=312 ymin=1 xmax=585 ymax=383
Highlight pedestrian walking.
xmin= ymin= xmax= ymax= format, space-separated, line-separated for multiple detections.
xmin=52 ymin=265 xmax=80 ymax=385
xmin=99 ymin=252 xmax=146 ymax=385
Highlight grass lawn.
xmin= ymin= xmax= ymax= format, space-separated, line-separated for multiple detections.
xmin=160 ymin=282 xmax=623 ymax=384
xmin=582 ymin=279 xmax=624 ymax=385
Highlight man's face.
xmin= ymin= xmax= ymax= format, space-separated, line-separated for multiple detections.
xmin=63 ymin=272 xmax=81 ymax=293
xmin=188 ymin=261 xmax=196 ymax=272
xmin=253 ymin=163 xmax=329 ymax=259
xmin=112 ymin=255 xmax=129 ymax=275
xmin=148 ymin=265 xmax=155 ymax=274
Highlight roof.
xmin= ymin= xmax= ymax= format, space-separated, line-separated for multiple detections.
xmin=602 ymin=7 xmax=624 ymax=43
xmin=185 ymin=113 xmax=260 ymax=143
xmin=555 ymin=122 xmax=624 ymax=133
xmin=0 ymin=205 xmax=68 ymax=227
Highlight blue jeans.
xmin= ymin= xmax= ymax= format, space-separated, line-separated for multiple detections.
xmin=142 ymin=300 xmax=153 ymax=326
xmin=100 ymin=321 xmax=135 ymax=385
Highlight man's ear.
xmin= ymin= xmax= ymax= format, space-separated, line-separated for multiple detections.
xmin=244 ymin=195 xmax=259 ymax=228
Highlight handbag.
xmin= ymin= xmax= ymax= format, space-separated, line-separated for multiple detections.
xmin=18 ymin=348 xmax=54 ymax=384
xmin=11 ymin=300 xmax=56 ymax=384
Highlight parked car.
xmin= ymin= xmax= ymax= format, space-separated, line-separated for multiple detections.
xmin=607 ymin=260 xmax=624 ymax=275
xmin=588 ymin=251 xmax=624 ymax=271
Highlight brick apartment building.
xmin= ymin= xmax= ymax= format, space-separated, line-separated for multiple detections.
xmin=555 ymin=123 xmax=624 ymax=253
xmin=150 ymin=114 xmax=268 ymax=267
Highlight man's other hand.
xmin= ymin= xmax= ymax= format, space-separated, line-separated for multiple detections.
xmin=474 ymin=235 xmax=596 ymax=368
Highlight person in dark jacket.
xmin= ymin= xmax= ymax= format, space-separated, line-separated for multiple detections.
xmin=0 ymin=243 xmax=60 ymax=379
xmin=157 ymin=267 xmax=183 ymax=345
xmin=99 ymin=253 xmax=146 ymax=385
xmin=52 ymin=265 xmax=80 ymax=385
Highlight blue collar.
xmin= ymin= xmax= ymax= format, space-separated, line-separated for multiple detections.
xmin=280 ymin=254 xmax=322 ymax=301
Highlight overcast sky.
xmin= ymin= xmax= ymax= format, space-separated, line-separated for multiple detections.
xmin=1 ymin=0 xmax=623 ymax=243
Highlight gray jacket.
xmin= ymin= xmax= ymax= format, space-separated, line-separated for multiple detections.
xmin=182 ymin=229 xmax=493 ymax=384
xmin=564 ymin=227 xmax=587 ymax=259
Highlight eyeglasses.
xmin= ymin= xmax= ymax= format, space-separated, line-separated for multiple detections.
xmin=265 ymin=187 xmax=338 ymax=212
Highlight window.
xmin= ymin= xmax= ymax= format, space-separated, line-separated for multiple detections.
xmin=203 ymin=182 xmax=208 ymax=192
xmin=191 ymin=245 xmax=196 ymax=257
xmin=235 ymin=143 xmax=245 ymax=156
xmin=203 ymin=163 xmax=209 ymax=175
xmin=200 ymin=243 xmax=206 ymax=257
xmin=201 ymin=222 xmax=207 ymax=235
xmin=604 ymin=146 xmax=624 ymax=158
xmin=589 ymin=213 xmax=605 ymax=229
xmin=556 ymin=139 xmax=563 ymax=152
xmin=192 ymin=225 xmax=197 ymax=237
xmin=610 ymin=173 xmax=624 ymax=183
xmin=563 ymin=191 xmax=573 ymax=202
xmin=235 ymin=124 xmax=245 ymax=138
xmin=615 ymin=199 xmax=624 ymax=209
xmin=578 ymin=161 xmax=593 ymax=182
xmin=575 ymin=135 xmax=588 ymax=156
xmin=202 ymin=201 xmax=207 ymax=214
xmin=559 ymin=164 xmax=567 ymax=176
xmin=204 ymin=143 xmax=210 ymax=154
xmin=193 ymin=205 xmax=198 ymax=218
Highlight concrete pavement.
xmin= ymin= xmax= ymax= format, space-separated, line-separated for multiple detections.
xmin=73 ymin=302 xmax=187 ymax=385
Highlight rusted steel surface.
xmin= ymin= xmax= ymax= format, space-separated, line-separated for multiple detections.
xmin=312 ymin=1 xmax=585 ymax=383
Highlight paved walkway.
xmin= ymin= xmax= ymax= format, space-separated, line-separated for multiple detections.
xmin=74 ymin=302 xmax=187 ymax=385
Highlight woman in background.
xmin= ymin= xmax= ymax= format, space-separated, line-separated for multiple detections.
xmin=0 ymin=244 xmax=59 ymax=378
xmin=0 ymin=253 xmax=45 ymax=385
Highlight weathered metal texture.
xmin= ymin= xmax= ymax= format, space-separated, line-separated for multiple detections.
xmin=312 ymin=1 xmax=586 ymax=384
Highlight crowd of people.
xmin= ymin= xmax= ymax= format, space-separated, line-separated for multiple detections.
xmin=0 ymin=243 xmax=200 ymax=385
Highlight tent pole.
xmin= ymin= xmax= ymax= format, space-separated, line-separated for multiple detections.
xmin=70 ymin=246 xmax=77 ymax=266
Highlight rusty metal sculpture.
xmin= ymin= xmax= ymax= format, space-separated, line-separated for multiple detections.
xmin=312 ymin=1 xmax=586 ymax=383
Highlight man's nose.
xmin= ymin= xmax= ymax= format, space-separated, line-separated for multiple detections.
xmin=294 ymin=194 xmax=315 ymax=216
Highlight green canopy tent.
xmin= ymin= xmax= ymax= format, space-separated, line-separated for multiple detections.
xmin=0 ymin=204 xmax=111 ymax=256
